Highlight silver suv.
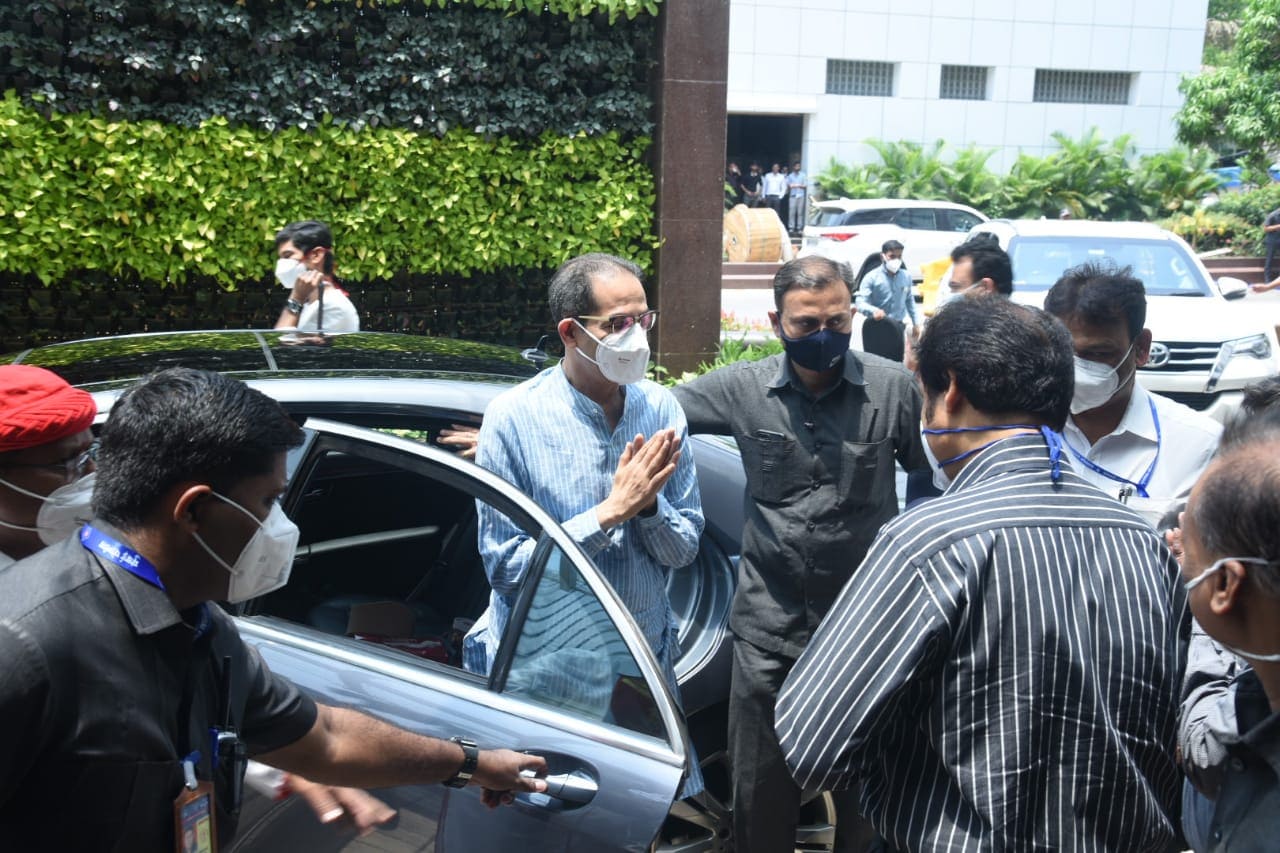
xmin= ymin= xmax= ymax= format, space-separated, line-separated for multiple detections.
xmin=971 ymin=219 xmax=1277 ymax=422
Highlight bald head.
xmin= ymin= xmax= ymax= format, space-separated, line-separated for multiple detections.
xmin=1189 ymin=438 xmax=1280 ymax=595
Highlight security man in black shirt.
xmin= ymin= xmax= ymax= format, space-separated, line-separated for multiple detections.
xmin=0 ymin=368 xmax=546 ymax=851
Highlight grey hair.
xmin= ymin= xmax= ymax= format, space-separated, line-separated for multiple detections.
xmin=548 ymin=253 xmax=644 ymax=322
xmin=1190 ymin=438 xmax=1280 ymax=596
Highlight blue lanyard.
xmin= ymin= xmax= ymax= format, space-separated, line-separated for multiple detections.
xmin=1065 ymin=396 xmax=1161 ymax=499
xmin=80 ymin=523 xmax=166 ymax=590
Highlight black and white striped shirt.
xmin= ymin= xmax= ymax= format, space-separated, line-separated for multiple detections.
xmin=776 ymin=434 xmax=1188 ymax=851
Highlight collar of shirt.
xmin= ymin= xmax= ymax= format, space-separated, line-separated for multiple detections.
xmin=767 ymin=351 xmax=867 ymax=394
xmin=89 ymin=519 xmax=187 ymax=636
xmin=551 ymin=363 xmax=639 ymax=430
xmin=1066 ymin=382 xmax=1156 ymax=449
xmin=947 ymin=432 xmax=1058 ymax=493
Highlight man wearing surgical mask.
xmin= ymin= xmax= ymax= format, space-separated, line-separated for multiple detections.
xmin=0 ymin=368 xmax=547 ymax=850
xmin=855 ymin=239 xmax=919 ymax=362
xmin=673 ymin=255 xmax=925 ymax=851
xmin=933 ymin=233 xmax=1014 ymax=311
xmin=463 ymin=252 xmax=705 ymax=793
xmin=1045 ymin=261 xmax=1221 ymax=529
xmin=1177 ymin=413 xmax=1280 ymax=845
xmin=273 ymin=219 xmax=360 ymax=334
xmin=0 ymin=364 xmax=97 ymax=568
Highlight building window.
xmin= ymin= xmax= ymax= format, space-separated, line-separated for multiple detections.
xmin=826 ymin=60 xmax=895 ymax=97
xmin=1032 ymin=70 xmax=1132 ymax=105
xmin=939 ymin=65 xmax=989 ymax=100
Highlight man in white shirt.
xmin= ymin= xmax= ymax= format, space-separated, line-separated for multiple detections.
xmin=761 ymin=162 xmax=787 ymax=219
xmin=273 ymin=220 xmax=361 ymax=334
xmin=1045 ymin=261 xmax=1221 ymax=528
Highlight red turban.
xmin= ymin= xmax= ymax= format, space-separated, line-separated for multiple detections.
xmin=0 ymin=365 xmax=97 ymax=453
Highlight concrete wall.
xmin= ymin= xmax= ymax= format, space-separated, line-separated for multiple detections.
xmin=727 ymin=0 xmax=1208 ymax=176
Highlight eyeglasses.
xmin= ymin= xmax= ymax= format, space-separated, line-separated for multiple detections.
xmin=577 ymin=310 xmax=659 ymax=335
xmin=0 ymin=440 xmax=98 ymax=481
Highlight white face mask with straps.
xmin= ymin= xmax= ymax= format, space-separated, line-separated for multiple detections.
xmin=573 ymin=320 xmax=650 ymax=385
xmin=1070 ymin=340 xmax=1136 ymax=414
xmin=0 ymin=472 xmax=96 ymax=546
xmin=192 ymin=492 xmax=300 ymax=603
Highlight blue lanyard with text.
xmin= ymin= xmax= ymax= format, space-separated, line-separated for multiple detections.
xmin=1065 ymin=396 xmax=1161 ymax=500
xmin=79 ymin=523 xmax=166 ymax=590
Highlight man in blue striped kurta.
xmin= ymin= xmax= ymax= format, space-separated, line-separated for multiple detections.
xmin=463 ymin=253 xmax=704 ymax=794
xmin=777 ymin=297 xmax=1188 ymax=850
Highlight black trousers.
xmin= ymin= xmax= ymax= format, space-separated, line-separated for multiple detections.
xmin=1265 ymin=241 xmax=1278 ymax=283
xmin=729 ymin=636 xmax=877 ymax=853
xmin=861 ymin=317 xmax=905 ymax=362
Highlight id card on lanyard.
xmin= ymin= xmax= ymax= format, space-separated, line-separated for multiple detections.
xmin=1066 ymin=395 xmax=1161 ymax=503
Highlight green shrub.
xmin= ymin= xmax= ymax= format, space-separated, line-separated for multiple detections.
xmin=0 ymin=94 xmax=657 ymax=287
xmin=1209 ymin=184 xmax=1280 ymax=234
xmin=1161 ymin=210 xmax=1260 ymax=255
xmin=0 ymin=1 xmax=657 ymax=138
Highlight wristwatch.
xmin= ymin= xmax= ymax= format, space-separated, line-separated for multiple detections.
xmin=285 ymin=297 xmax=304 ymax=315
xmin=443 ymin=737 xmax=479 ymax=788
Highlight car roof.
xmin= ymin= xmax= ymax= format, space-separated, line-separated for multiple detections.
xmin=2 ymin=330 xmax=547 ymax=392
xmin=974 ymin=219 xmax=1173 ymax=240
xmin=814 ymin=197 xmax=981 ymax=213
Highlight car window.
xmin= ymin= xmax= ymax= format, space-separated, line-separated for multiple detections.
xmin=260 ymin=442 xmax=491 ymax=671
xmin=842 ymin=208 xmax=899 ymax=226
xmin=499 ymin=540 xmax=666 ymax=740
xmin=945 ymin=211 xmax=983 ymax=232
xmin=811 ymin=207 xmax=848 ymax=227
xmin=1008 ymin=236 xmax=1211 ymax=295
xmin=894 ymin=208 xmax=937 ymax=230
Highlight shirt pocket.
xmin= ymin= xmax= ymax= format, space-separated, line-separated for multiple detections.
xmin=838 ymin=437 xmax=894 ymax=510
xmin=737 ymin=432 xmax=804 ymax=506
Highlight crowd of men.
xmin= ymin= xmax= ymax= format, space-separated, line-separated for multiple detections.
xmin=1 ymin=233 xmax=1278 ymax=851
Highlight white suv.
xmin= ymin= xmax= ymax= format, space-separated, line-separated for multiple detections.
xmin=971 ymin=219 xmax=1275 ymax=423
xmin=800 ymin=198 xmax=988 ymax=280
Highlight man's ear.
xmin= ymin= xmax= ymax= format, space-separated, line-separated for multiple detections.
xmin=978 ymin=278 xmax=997 ymax=295
xmin=556 ymin=317 xmax=578 ymax=351
xmin=1134 ymin=329 xmax=1154 ymax=368
xmin=172 ymin=483 xmax=214 ymax=531
xmin=768 ymin=310 xmax=782 ymax=338
xmin=942 ymin=370 xmax=964 ymax=414
xmin=1208 ymin=558 xmax=1249 ymax=617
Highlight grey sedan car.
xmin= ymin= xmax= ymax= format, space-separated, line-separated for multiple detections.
xmin=5 ymin=330 xmax=837 ymax=852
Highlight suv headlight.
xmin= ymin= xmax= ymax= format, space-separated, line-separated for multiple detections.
xmin=1227 ymin=333 xmax=1272 ymax=360
xmin=1205 ymin=334 xmax=1275 ymax=393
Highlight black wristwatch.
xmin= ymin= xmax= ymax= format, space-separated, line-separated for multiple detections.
xmin=285 ymin=297 xmax=304 ymax=315
xmin=443 ymin=737 xmax=479 ymax=788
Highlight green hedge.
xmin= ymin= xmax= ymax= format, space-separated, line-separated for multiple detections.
xmin=0 ymin=93 xmax=656 ymax=287
xmin=0 ymin=1 xmax=656 ymax=138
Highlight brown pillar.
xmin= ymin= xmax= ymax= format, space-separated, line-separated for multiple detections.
xmin=649 ymin=0 xmax=730 ymax=375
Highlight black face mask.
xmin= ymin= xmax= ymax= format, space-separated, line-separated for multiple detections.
xmin=779 ymin=327 xmax=851 ymax=372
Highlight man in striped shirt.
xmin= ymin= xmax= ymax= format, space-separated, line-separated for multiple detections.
xmin=777 ymin=297 xmax=1188 ymax=850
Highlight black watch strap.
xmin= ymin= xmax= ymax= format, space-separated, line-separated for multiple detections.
xmin=443 ymin=737 xmax=479 ymax=788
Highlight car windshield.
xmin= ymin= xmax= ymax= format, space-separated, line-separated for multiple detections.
xmin=1008 ymin=236 xmax=1212 ymax=296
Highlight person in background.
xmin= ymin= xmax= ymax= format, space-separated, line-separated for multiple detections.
xmin=785 ymin=161 xmax=807 ymax=236
xmin=741 ymin=162 xmax=764 ymax=207
xmin=935 ymin=233 xmax=1013 ymax=308
xmin=777 ymin=297 xmax=1187 ymax=850
xmin=1045 ymin=261 xmax=1221 ymax=529
xmin=274 ymin=220 xmax=360 ymax=334
xmin=1261 ymin=205 xmax=1280 ymax=286
xmin=762 ymin=162 xmax=787 ymax=219
xmin=0 ymin=368 xmax=544 ymax=850
xmin=725 ymin=161 xmax=745 ymax=208
xmin=855 ymin=239 xmax=919 ymax=363
xmin=1177 ymin=408 xmax=1280 ymax=847
xmin=672 ymin=255 xmax=925 ymax=852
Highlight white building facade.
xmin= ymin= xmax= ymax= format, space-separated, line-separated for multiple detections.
xmin=727 ymin=0 xmax=1208 ymax=180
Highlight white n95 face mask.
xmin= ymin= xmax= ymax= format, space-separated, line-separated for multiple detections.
xmin=574 ymin=321 xmax=651 ymax=385
xmin=275 ymin=258 xmax=305 ymax=290
xmin=1070 ymin=341 xmax=1136 ymax=415
xmin=885 ymin=258 xmax=903 ymax=274
xmin=0 ymin=472 xmax=96 ymax=545
xmin=193 ymin=492 xmax=300 ymax=603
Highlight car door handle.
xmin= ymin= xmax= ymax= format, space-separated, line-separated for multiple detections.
xmin=519 ymin=769 xmax=598 ymax=806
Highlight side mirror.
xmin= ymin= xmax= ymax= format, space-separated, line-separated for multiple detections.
xmin=1217 ymin=276 xmax=1249 ymax=300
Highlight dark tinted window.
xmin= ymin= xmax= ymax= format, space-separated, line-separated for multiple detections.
xmin=945 ymin=211 xmax=984 ymax=232
xmin=894 ymin=208 xmax=937 ymax=230
xmin=841 ymin=208 xmax=899 ymax=225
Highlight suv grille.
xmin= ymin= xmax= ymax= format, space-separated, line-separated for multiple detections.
xmin=1141 ymin=341 xmax=1222 ymax=373
xmin=1157 ymin=391 xmax=1221 ymax=412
